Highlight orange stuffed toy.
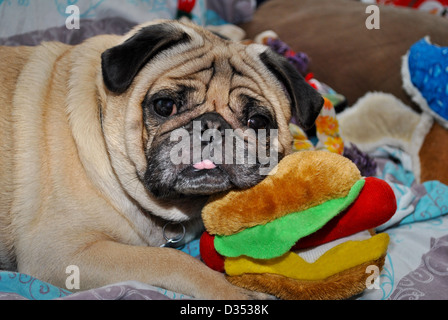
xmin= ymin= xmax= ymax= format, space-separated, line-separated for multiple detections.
xmin=200 ymin=150 xmax=396 ymax=300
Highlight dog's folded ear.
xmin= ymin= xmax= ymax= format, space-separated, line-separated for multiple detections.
xmin=101 ymin=23 xmax=191 ymax=94
xmin=260 ymin=49 xmax=324 ymax=130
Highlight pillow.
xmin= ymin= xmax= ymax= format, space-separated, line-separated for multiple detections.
xmin=241 ymin=0 xmax=448 ymax=111
xmin=0 ymin=17 xmax=137 ymax=46
xmin=419 ymin=122 xmax=448 ymax=184
xmin=0 ymin=0 xmax=207 ymax=38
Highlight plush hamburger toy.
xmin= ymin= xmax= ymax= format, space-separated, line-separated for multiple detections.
xmin=199 ymin=151 xmax=396 ymax=300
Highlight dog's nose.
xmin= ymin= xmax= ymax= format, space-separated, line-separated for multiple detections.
xmin=195 ymin=112 xmax=231 ymax=137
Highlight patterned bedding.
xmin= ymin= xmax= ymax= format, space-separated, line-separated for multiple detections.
xmin=0 ymin=144 xmax=446 ymax=300
xmin=0 ymin=1 xmax=447 ymax=301
xmin=0 ymin=0 xmax=206 ymax=39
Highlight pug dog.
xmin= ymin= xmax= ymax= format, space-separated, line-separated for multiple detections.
xmin=0 ymin=20 xmax=323 ymax=299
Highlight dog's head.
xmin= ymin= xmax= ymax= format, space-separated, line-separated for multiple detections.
xmin=99 ymin=20 xmax=323 ymax=217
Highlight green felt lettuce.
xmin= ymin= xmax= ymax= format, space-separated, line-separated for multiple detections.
xmin=214 ymin=179 xmax=365 ymax=259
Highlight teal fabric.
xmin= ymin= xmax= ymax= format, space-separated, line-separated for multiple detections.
xmin=0 ymin=272 xmax=71 ymax=300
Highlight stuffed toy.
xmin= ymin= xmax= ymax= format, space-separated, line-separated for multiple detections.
xmin=402 ymin=37 xmax=448 ymax=130
xmin=199 ymin=150 xmax=397 ymax=300
xmin=371 ymin=0 xmax=448 ymax=18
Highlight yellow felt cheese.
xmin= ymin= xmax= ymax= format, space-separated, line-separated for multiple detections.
xmin=224 ymin=233 xmax=389 ymax=281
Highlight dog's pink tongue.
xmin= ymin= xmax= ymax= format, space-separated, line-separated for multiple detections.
xmin=193 ymin=160 xmax=216 ymax=170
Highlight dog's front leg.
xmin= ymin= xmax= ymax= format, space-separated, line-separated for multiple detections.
xmin=72 ymin=240 xmax=260 ymax=300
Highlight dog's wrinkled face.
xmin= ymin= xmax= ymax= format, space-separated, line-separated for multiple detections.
xmin=100 ymin=21 xmax=323 ymax=204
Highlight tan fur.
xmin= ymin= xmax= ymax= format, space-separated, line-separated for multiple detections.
xmin=203 ymin=150 xmax=362 ymax=236
xmin=0 ymin=20 xmax=301 ymax=299
xmin=0 ymin=45 xmax=35 ymax=270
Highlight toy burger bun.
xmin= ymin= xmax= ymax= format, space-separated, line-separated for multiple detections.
xmin=200 ymin=151 xmax=396 ymax=300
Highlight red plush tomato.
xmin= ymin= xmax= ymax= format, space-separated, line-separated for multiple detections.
xmin=200 ymin=231 xmax=225 ymax=273
xmin=178 ymin=0 xmax=196 ymax=13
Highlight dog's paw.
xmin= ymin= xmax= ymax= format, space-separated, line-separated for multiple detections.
xmin=196 ymin=273 xmax=274 ymax=300
xmin=206 ymin=286 xmax=273 ymax=300
xmin=238 ymin=288 xmax=276 ymax=300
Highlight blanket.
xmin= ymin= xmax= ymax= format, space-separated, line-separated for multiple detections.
xmin=0 ymin=10 xmax=447 ymax=300
xmin=362 ymin=146 xmax=448 ymax=300
xmin=0 ymin=144 xmax=447 ymax=300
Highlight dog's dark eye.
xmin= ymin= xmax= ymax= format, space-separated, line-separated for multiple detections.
xmin=247 ymin=115 xmax=269 ymax=130
xmin=154 ymin=99 xmax=177 ymax=117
